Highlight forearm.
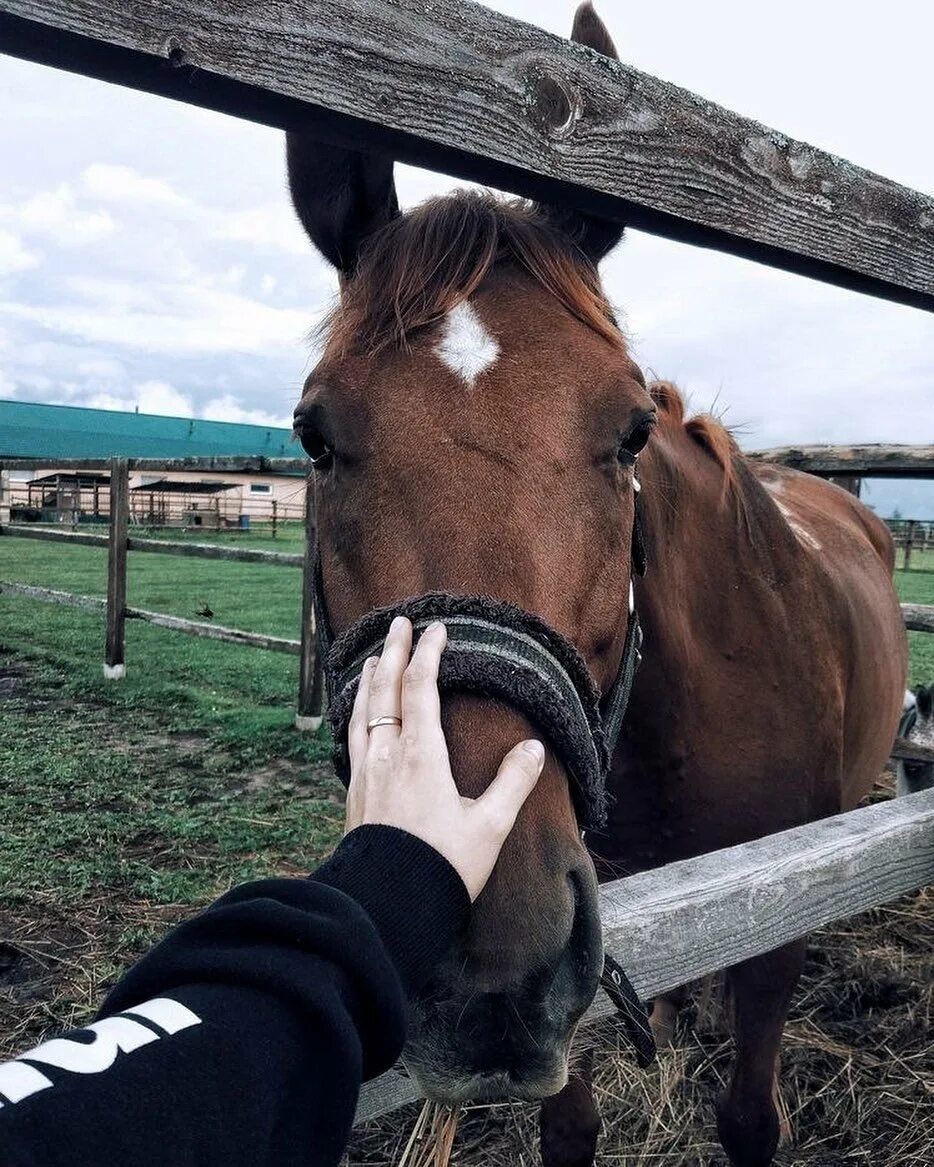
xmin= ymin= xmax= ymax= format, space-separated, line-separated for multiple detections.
xmin=0 ymin=826 xmax=469 ymax=1167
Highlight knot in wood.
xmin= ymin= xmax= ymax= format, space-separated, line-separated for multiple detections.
xmin=165 ymin=36 xmax=187 ymax=68
xmin=530 ymin=72 xmax=579 ymax=140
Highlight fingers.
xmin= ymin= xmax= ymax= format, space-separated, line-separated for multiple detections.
xmin=366 ymin=616 xmax=412 ymax=743
xmin=347 ymin=656 xmax=378 ymax=775
xmin=401 ymin=621 xmax=447 ymax=746
xmin=475 ymin=739 xmax=545 ymax=838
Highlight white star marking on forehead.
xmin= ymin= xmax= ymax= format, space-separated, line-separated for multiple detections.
xmin=435 ymin=299 xmax=500 ymax=386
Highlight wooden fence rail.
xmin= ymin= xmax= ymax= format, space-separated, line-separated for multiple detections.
xmin=357 ymin=785 xmax=934 ymax=1123
xmin=1 ymin=523 xmax=304 ymax=568
xmin=0 ymin=580 xmax=302 ymax=654
xmin=1 ymin=1 xmax=933 ymax=312
xmin=749 ymin=445 xmax=934 ymax=478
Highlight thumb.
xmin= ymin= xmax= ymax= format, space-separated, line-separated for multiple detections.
xmin=476 ymin=739 xmax=545 ymax=838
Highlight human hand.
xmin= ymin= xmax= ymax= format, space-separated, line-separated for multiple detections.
xmin=345 ymin=616 xmax=545 ymax=901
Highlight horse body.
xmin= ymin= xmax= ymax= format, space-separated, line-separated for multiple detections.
xmin=595 ymin=406 xmax=906 ymax=878
xmin=284 ymin=8 xmax=908 ymax=1162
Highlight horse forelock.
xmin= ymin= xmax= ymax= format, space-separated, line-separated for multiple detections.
xmin=320 ymin=191 xmax=625 ymax=357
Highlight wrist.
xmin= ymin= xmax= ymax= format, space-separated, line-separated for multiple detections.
xmin=311 ymin=825 xmax=471 ymax=993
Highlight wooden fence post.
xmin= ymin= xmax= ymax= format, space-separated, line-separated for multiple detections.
xmin=0 ymin=467 xmax=9 ymax=525
xmin=296 ymin=475 xmax=324 ymax=731
xmin=271 ymin=499 xmax=278 ymax=540
xmin=903 ymin=520 xmax=916 ymax=571
xmin=104 ymin=457 xmax=128 ymax=679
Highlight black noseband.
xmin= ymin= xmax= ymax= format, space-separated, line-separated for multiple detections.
xmin=327 ymin=593 xmax=615 ymax=828
xmin=321 ymin=591 xmax=642 ymax=832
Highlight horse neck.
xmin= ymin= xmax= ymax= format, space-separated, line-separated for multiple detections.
xmin=633 ymin=427 xmax=776 ymax=639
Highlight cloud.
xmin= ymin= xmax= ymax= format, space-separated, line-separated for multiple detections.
xmin=82 ymin=163 xmax=188 ymax=208
xmin=201 ymin=393 xmax=291 ymax=428
xmin=209 ymin=204 xmax=310 ymax=256
xmin=0 ymin=278 xmax=318 ymax=356
xmin=3 ymin=186 xmax=115 ymax=246
xmin=82 ymin=379 xmax=193 ymax=417
xmin=0 ymin=228 xmax=38 ymax=275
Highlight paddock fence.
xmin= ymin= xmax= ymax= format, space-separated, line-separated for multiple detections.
xmin=1 ymin=0 xmax=933 ymax=1128
xmin=749 ymin=444 xmax=934 ymax=569
xmin=0 ymin=455 xmax=325 ymax=729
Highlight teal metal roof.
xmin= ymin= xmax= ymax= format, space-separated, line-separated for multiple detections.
xmin=0 ymin=399 xmax=298 ymax=460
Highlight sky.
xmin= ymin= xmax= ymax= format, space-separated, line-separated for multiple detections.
xmin=0 ymin=0 xmax=931 ymax=515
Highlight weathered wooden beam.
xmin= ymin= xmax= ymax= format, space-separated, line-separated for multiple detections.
xmin=104 ymin=457 xmax=128 ymax=679
xmin=0 ymin=456 xmax=308 ymax=473
xmin=748 ymin=444 xmax=934 ymax=478
xmin=1 ymin=2 xmax=932 ymax=310
xmin=124 ymin=607 xmax=300 ymax=654
xmin=903 ymin=603 xmax=934 ymax=634
xmin=0 ymin=580 xmax=106 ymax=612
xmin=0 ymin=579 xmax=300 ymax=653
xmin=891 ymin=737 xmax=934 ymax=765
xmin=0 ymin=523 xmax=304 ymax=566
xmin=357 ymin=786 xmax=934 ymax=1123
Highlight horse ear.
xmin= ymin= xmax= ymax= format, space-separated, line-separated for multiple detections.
xmin=534 ymin=4 xmax=626 ymax=264
xmin=572 ymin=0 xmax=619 ymax=58
xmin=286 ymin=133 xmax=399 ymax=275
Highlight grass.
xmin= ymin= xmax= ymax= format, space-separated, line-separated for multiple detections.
xmin=896 ymin=547 xmax=934 ymax=684
xmin=0 ymin=528 xmax=931 ymax=1163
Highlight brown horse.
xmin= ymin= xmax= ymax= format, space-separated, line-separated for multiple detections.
xmin=286 ymin=7 xmax=907 ymax=1163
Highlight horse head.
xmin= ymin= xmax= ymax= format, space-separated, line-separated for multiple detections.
xmin=288 ymin=4 xmax=653 ymax=1103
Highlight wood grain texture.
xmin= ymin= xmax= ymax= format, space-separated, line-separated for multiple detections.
xmin=903 ymin=603 xmax=934 ymax=634
xmin=356 ymin=787 xmax=934 ymax=1123
xmin=748 ymin=444 xmax=934 ymax=478
xmin=105 ymin=456 xmax=128 ymax=673
xmin=0 ymin=523 xmax=303 ymax=566
xmin=1 ymin=1 xmax=932 ymax=308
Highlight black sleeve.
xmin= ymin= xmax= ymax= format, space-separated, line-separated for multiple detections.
xmin=0 ymin=825 xmax=469 ymax=1167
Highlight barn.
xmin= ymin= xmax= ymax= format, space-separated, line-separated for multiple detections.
xmin=0 ymin=399 xmax=305 ymax=528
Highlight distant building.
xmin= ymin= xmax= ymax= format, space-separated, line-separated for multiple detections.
xmin=0 ymin=399 xmax=308 ymax=528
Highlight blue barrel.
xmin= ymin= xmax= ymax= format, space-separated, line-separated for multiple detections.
xmin=239 ymin=514 xmax=251 ymax=530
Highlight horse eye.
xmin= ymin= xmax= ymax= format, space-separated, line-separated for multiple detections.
xmin=617 ymin=419 xmax=653 ymax=465
xmin=297 ymin=426 xmax=333 ymax=469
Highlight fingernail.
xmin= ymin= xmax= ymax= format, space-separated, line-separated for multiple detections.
xmin=390 ymin=615 xmax=408 ymax=634
xmin=522 ymin=740 xmax=545 ymax=768
xmin=427 ymin=620 xmax=445 ymax=634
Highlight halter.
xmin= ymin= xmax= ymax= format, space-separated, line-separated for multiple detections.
xmin=313 ymin=488 xmax=655 ymax=1065
xmin=315 ymin=496 xmax=646 ymax=832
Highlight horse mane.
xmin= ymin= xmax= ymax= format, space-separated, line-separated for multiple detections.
xmin=649 ymin=379 xmax=739 ymax=495
xmin=323 ymin=191 xmax=624 ymax=356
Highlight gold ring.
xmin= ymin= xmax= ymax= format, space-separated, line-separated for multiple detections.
xmin=366 ymin=715 xmax=403 ymax=732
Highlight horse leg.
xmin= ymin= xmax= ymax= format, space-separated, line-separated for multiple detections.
xmin=716 ymin=939 xmax=806 ymax=1167
xmin=539 ymin=1045 xmax=600 ymax=1167
xmin=649 ymin=982 xmax=691 ymax=1047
